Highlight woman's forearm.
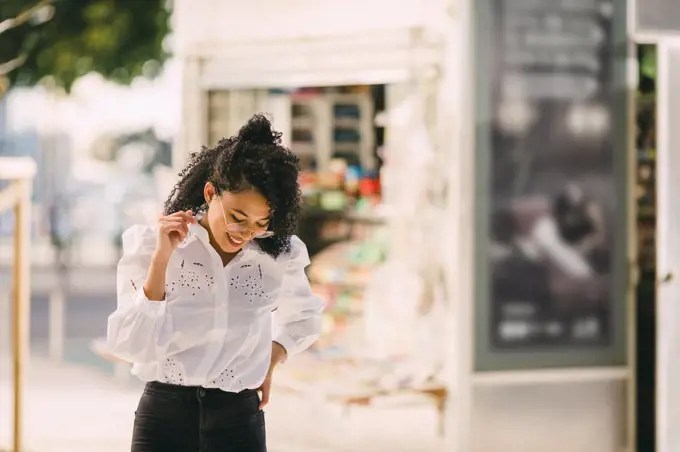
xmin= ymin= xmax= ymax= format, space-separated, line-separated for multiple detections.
xmin=143 ymin=253 xmax=170 ymax=301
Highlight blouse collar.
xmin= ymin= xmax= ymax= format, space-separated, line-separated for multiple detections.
xmin=181 ymin=220 xmax=262 ymax=262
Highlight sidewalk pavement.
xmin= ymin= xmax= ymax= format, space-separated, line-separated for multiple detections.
xmin=0 ymin=355 xmax=444 ymax=452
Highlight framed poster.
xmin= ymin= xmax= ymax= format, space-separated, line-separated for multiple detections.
xmin=474 ymin=0 xmax=630 ymax=371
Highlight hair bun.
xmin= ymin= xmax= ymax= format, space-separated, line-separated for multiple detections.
xmin=237 ymin=114 xmax=282 ymax=146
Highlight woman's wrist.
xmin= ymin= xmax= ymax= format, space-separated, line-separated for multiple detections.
xmin=144 ymin=252 xmax=171 ymax=301
xmin=271 ymin=341 xmax=287 ymax=366
xmin=151 ymin=250 xmax=171 ymax=265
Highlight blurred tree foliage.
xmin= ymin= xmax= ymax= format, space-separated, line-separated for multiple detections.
xmin=636 ymin=44 xmax=656 ymax=156
xmin=638 ymin=44 xmax=656 ymax=94
xmin=0 ymin=0 xmax=171 ymax=96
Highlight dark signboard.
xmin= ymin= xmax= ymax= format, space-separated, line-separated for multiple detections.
xmin=475 ymin=0 xmax=629 ymax=371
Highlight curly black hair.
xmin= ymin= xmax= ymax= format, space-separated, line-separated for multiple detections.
xmin=164 ymin=114 xmax=301 ymax=258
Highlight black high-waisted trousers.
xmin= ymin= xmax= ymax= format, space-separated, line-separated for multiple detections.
xmin=131 ymin=381 xmax=266 ymax=452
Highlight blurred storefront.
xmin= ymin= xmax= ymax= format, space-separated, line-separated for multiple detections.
xmin=170 ymin=1 xmax=640 ymax=452
xmin=8 ymin=0 xmax=680 ymax=450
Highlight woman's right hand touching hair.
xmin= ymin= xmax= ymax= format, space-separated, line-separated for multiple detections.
xmin=143 ymin=210 xmax=197 ymax=302
xmin=155 ymin=210 xmax=197 ymax=261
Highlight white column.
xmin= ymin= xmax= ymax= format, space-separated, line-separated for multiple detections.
xmin=174 ymin=57 xmax=207 ymax=171
xmin=438 ymin=0 xmax=475 ymax=450
xmin=48 ymin=286 xmax=65 ymax=362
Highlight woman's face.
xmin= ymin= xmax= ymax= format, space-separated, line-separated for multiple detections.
xmin=203 ymin=183 xmax=271 ymax=253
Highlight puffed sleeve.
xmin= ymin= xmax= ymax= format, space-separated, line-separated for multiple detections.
xmin=106 ymin=225 xmax=172 ymax=364
xmin=272 ymin=236 xmax=325 ymax=357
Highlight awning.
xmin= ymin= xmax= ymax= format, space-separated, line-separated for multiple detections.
xmin=195 ymin=28 xmax=442 ymax=89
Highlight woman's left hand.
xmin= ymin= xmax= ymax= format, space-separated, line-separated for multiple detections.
xmin=258 ymin=342 xmax=287 ymax=409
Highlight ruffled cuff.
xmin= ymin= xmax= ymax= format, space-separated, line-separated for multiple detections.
xmin=133 ymin=287 xmax=167 ymax=319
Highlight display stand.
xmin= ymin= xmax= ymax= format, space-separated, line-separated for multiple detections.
xmin=0 ymin=157 xmax=35 ymax=452
xmin=290 ymin=92 xmax=376 ymax=171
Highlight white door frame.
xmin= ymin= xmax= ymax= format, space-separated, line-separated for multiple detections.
xmin=655 ymin=37 xmax=680 ymax=452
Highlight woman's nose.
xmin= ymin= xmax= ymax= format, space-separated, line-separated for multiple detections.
xmin=240 ymin=230 xmax=256 ymax=240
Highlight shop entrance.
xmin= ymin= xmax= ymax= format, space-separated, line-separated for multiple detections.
xmin=191 ymin=74 xmax=451 ymax=447
xmin=635 ymin=43 xmax=656 ymax=452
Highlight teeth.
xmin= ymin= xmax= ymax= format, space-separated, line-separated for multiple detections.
xmin=228 ymin=234 xmax=243 ymax=244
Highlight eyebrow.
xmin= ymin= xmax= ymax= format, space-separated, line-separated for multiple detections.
xmin=231 ymin=208 xmax=270 ymax=222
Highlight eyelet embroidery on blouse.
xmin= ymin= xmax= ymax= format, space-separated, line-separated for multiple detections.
xmin=229 ymin=264 xmax=270 ymax=304
xmin=207 ymin=367 xmax=244 ymax=392
xmin=162 ymin=357 xmax=185 ymax=385
xmin=166 ymin=260 xmax=215 ymax=296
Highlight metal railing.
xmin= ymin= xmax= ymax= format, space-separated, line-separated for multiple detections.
xmin=0 ymin=156 xmax=36 ymax=452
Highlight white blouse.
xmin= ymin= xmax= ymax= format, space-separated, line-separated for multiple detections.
xmin=106 ymin=223 xmax=324 ymax=392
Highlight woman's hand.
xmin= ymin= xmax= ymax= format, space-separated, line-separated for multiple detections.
xmin=142 ymin=211 xmax=197 ymax=301
xmin=155 ymin=211 xmax=196 ymax=261
xmin=258 ymin=342 xmax=287 ymax=410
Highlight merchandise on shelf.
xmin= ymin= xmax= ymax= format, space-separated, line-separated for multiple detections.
xmin=636 ymin=92 xmax=656 ymax=274
xmin=307 ymin=234 xmax=387 ymax=354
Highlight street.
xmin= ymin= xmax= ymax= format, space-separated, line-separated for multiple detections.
xmin=0 ymin=264 xmax=118 ymax=374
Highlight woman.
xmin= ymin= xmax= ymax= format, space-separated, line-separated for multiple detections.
xmin=106 ymin=114 xmax=324 ymax=452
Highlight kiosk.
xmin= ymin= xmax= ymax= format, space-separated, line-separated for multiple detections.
xmin=172 ymin=0 xmax=460 ymax=447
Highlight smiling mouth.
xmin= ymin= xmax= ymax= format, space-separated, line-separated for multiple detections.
xmin=227 ymin=233 xmax=244 ymax=246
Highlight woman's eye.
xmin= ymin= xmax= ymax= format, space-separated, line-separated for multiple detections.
xmin=231 ymin=215 xmax=245 ymax=223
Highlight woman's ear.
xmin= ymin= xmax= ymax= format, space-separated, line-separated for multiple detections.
xmin=204 ymin=182 xmax=216 ymax=205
